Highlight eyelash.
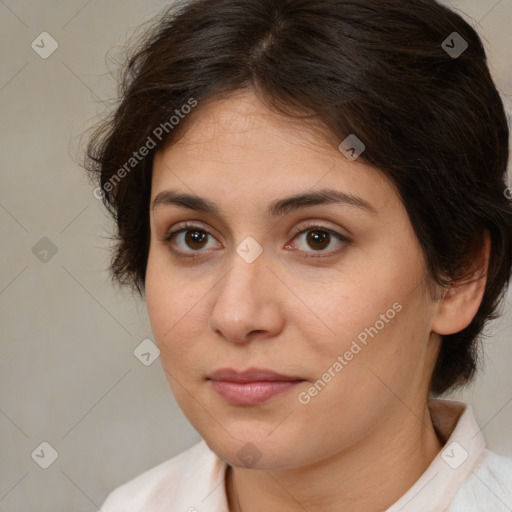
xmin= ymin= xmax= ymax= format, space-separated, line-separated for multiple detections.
xmin=162 ymin=221 xmax=349 ymax=260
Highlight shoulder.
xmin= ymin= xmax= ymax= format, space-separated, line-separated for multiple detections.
xmin=100 ymin=440 xmax=223 ymax=511
xmin=447 ymin=449 xmax=512 ymax=511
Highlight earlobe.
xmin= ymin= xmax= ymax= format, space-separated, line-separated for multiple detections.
xmin=431 ymin=232 xmax=490 ymax=336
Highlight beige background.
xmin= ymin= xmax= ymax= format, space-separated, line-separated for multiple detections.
xmin=0 ymin=1 xmax=511 ymax=510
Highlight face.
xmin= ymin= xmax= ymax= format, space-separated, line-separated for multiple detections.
xmin=146 ymin=89 xmax=442 ymax=470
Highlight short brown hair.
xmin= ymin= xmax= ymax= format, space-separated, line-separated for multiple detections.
xmin=84 ymin=0 xmax=512 ymax=396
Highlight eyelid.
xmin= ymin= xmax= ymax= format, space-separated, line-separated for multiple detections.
xmin=285 ymin=221 xmax=349 ymax=258
xmin=162 ymin=220 xmax=349 ymax=258
xmin=162 ymin=221 xmax=219 ymax=246
xmin=289 ymin=220 xmax=347 ymax=239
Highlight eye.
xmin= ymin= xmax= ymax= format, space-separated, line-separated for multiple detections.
xmin=286 ymin=222 xmax=348 ymax=258
xmin=162 ymin=221 xmax=349 ymax=259
xmin=163 ymin=222 xmax=220 ymax=258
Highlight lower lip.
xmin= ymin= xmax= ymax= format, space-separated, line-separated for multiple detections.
xmin=209 ymin=380 xmax=304 ymax=405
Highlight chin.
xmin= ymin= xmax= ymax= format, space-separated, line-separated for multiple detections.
xmin=200 ymin=429 xmax=309 ymax=471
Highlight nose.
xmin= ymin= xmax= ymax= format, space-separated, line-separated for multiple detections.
xmin=208 ymin=251 xmax=284 ymax=344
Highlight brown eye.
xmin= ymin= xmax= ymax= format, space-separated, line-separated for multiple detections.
xmin=163 ymin=224 xmax=220 ymax=256
xmin=289 ymin=223 xmax=348 ymax=258
xmin=184 ymin=229 xmax=209 ymax=250
xmin=305 ymin=230 xmax=331 ymax=251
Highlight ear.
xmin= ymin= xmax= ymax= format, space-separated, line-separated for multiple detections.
xmin=431 ymin=231 xmax=490 ymax=336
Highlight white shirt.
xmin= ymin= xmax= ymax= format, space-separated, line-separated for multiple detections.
xmin=101 ymin=398 xmax=512 ymax=511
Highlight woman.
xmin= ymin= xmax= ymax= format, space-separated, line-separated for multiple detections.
xmin=85 ymin=0 xmax=512 ymax=510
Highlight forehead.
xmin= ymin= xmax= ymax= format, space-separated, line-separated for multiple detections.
xmin=159 ymin=90 xmax=338 ymax=160
xmin=151 ymin=89 xmax=401 ymax=216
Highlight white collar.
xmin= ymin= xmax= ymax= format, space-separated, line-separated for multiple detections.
xmin=386 ymin=397 xmax=486 ymax=511
xmin=170 ymin=398 xmax=486 ymax=512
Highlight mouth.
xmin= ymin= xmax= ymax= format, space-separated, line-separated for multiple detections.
xmin=206 ymin=367 xmax=306 ymax=405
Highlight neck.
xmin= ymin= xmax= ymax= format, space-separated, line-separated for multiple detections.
xmin=226 ymin=403 xmax=443 ymax=512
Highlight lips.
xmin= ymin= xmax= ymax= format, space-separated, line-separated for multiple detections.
xmin=207 ymin=367 xmax=305 ymax=405
xmin=208 ymin=367 xmax=302 ymax=382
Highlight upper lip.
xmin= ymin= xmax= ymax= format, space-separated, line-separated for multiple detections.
xmin=207 ymin=367 xmax=304 ymax=382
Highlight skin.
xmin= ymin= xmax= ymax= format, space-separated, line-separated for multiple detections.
xmin=145 ymin=89 xmax=489 ymax=512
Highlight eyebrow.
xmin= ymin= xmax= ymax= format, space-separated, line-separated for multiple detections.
xmin=151 ymin=188 xmax=378 ymax=217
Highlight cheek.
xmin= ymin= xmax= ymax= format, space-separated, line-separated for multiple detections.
xmin=303 ymin=269 xmax=402 ymax=350
xmin=145 ymin=254 xmax=192 ymax=348
xmin=304 ymin=264 xmax=427 ymax=387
